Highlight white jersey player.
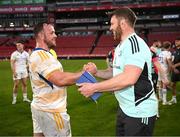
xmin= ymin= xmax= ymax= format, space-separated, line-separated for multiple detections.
xmin=158 ymin=41 xmax=172 ymax=105
xmin=158 ymin=51 xmax=171 ymax=73
xmin=10 ymin=42 xmax=31 ymax=104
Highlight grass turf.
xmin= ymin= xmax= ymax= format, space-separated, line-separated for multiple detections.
xmin=0 ymin=59 xmax=180 ymax=136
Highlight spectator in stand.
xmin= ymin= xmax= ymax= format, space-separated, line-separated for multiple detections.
xmin=168 ymin=37 xmax=180 ymax=104
xmin=10 ymin=42 xmax=31 ymax=104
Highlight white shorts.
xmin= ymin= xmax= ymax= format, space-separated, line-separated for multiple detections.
xmin=13 ymin=70 xmax=28 ymax=80
xmin=158 ymin=67 xmax=169 ymax=81
xmin=31 ymin=106 xmax=71 ymax=137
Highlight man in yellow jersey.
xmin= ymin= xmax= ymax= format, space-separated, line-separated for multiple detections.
xmin=29 ymin=22 xmax=87 ymax=137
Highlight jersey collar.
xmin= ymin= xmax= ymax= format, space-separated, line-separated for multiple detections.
xmin=33 ymin=48 xmax=53 ymax=55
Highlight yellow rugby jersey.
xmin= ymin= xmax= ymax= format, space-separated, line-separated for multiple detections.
xmin=50 ymin=49 xmax=58 ymax=59
xmin=29 ymin=48 xmax=67 ymax=113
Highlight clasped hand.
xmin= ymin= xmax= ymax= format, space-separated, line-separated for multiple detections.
xmin=79 ymin=62 xmax=97 ymax=98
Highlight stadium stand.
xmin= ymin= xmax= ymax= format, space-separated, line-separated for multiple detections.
xmin=56 ymin=35 xmax=95 ymax=58
xmin=0 ymin=0 xmax=179 ymax=59
xmin=148 ymin=31 xmax=180 ymax=46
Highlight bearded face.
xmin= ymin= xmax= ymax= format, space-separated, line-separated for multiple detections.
xmin=44 ymin=34 xmax=56 ymax=49
xmin=110 ymin=15 xmax=122 ymax=41
xmin=113 ymin=24 xmax=122 ymax=41
xmin=43 ymin=24 xmax=57 ymax=49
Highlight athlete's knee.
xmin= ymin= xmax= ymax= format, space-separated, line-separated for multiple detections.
xmin=22 ymin=80 xmax=27 ymax=87
xmin=14 ymin=83 xmax=19 ymax=89
xmin=22 ymin=83 xmax=27 ymax=87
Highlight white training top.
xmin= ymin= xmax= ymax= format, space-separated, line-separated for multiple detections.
xmin=10 ymin=50 xmax=29 ymax=72
xmin=158 ymin=50 xmax=171 ymax=71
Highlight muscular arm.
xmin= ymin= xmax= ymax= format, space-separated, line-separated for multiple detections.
xmin=172 ymin=62 xmax=180 ymax=74
xmin=94 ymin=65 xmax=141 ymax=91
xmin=79 ymin=65 xmax=142 ymax=97
xmin=167 ymin=58 xmax=173 ymax=72
xmin=95 ymin=67 xmax=113 ymax=79
xmin=153 ymin=60 xmax=169 ymax=84
xmin=48 ymin=70 xmax=83 ymax=87
xmin=26 ymin=54 xmax=30 ymax=71
xmin=153 ymin=61 xmax=164 ymax=77
xmin=10 ymin=59 xmax=16 ymax=75
xmin=84 ymin=62 xmax=113 ymax=79
xmin=174 ymin=62 xmax=180 ymax=68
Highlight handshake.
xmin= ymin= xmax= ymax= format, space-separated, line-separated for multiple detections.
xmin=83 ymin=62 xmax=97 ymax=75
xmin=77 ymin=62 xmax=101 ymax=101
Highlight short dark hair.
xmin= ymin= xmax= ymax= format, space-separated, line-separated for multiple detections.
xmin=153 ymin=39 xmax=161 ymax=43
xmin=163 ymin=41 xmax=171 ymax=49
xmin=107 ymin=7 xmax=137 ymax=27
xmin=13 ymin=40 xmax=24 ymax=46
xmin=33 ymin=22 xmax=47 ymax=37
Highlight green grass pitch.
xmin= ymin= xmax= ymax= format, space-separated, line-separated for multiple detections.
xmin=0 ymin=59 xmax=180 ymax=136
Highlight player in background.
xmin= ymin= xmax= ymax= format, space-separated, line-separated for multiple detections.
xmin=106 ymin=47 xmax=115 ymax=68
xmin=150 ymin=48 xmax=169 ymax=118
xmin=10 ymin=42 xmax=31 ymax=104
xmin=158 ymin=41 xmax=172 ymax=105
xmin=150 ymin=40 xmax=162 ymax=56
xmin=150 ymin=40 xmax=163 ymax=101
xmin=168 ymin=37 xmax=180 ymax=104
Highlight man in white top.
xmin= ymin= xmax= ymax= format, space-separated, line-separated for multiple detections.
xmin=158 ymin=41 xmax=172 ymax=105
xmin=10 ymin=42 xmax=31 ymax=104
xmin=29 ymin=22 xmax=89 ymax=137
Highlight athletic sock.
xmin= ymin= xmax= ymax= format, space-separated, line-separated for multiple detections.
xmin=162 ymin=88 xmax=167 ymax=104
xmin=23 ymin=93 xmax=27 ymax=99
xmin=172 ymin=96 xmax=177 ymax=103
xmin=13 ymin=93 xmax=17 ymax=101
xmin=158 ymin=88 xmax=163 ymax=101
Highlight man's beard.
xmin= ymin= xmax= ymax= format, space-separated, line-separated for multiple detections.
xmin=44 ymin=39 xmax=56 ymax=49
xmin=113 ymin=26 xmax=122 ymax=41
xmin=47 ymin=43 xmax=55 ymax=49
